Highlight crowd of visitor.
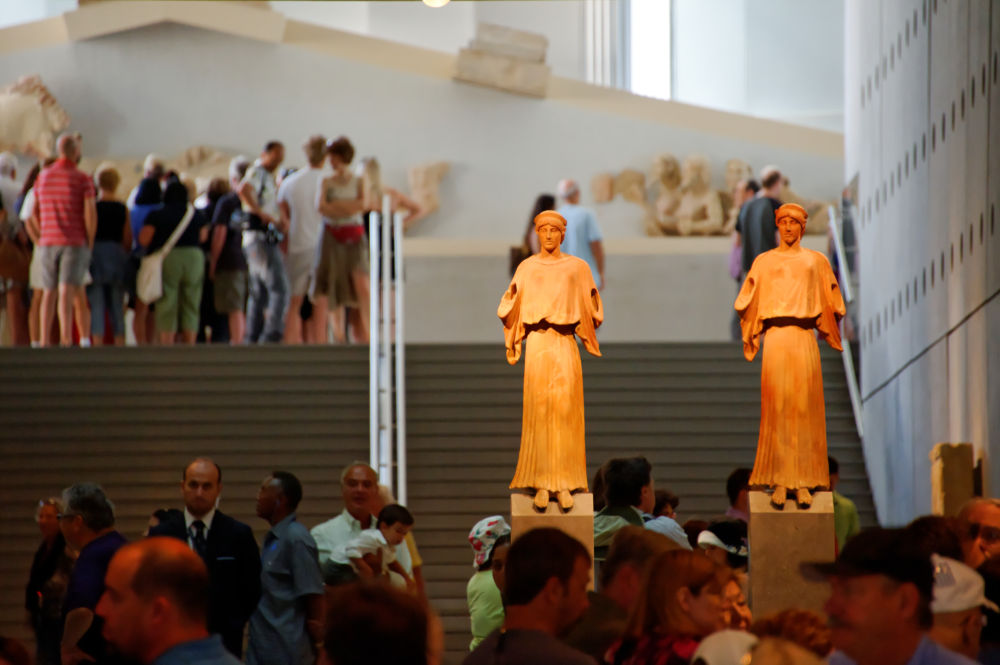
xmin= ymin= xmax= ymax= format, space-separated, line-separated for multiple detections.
xmin=0 ymin=132 xmax=423 ymax=347
xmin=14 ymin=452 xmax=1000 ymax=665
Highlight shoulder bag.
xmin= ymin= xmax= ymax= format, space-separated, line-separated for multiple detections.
xmin=137 ymin=205 xmax=195 ymax=304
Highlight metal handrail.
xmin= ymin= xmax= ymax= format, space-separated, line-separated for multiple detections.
xmin=827 ymin=204 xmax=864 ymax=439
xmin=368 ymin=197 xmax=407 ymax=503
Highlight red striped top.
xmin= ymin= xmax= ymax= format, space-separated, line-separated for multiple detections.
xmin=35 ymin=158 xmax=95 ymax=247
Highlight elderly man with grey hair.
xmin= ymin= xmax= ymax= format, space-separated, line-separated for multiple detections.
xmin=555 ymin=178 xmax=605 ymax=291
xmin=209 ymin=156 xmax=252 ymax=344
xmin=958 ymin=498 xmax=1000 ymax=569
xmin=59 ymin=482 xmax=127 ymax=665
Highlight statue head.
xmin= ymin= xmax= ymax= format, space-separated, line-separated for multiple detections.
xmin=652 ymin=154 xmax=681 ymax=189
xmin=724 ymin=159 xmax=752 ymax=191
xmin=775 ymin=203 xmax=807 ymax=247
xmin=533 ymin=210 xmax=566 ymax=254
xmin=680 ymin=155 xmax=711 ymax=192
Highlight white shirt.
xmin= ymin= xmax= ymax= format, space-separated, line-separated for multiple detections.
xmin=184 ymin=507 xmax=216 ymax=550
xmin=311 ymin=509 xmax=412 ymax=575
xmin=332 ymin=528 xmax=397 ymax=572
xmin=241 ymin=161 xmax=280 ymax=219
xmin=277 ymin=167 xmax=324 ymax=253
xmin=19 ymin=188 xmax=35 ymax=223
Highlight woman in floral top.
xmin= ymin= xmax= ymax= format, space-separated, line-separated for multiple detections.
xmin=605 ymin=550 xmax=729 ymax=665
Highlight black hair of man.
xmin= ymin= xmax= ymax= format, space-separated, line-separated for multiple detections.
xmin=604 ymin=457 xmax=652 ymax=508
xmin=827 ymin=456 xmax=840 ymax=476
xmin=263 ymin=140 xmax=284 ymax=153
xmin=726 ymin=468 xmax=752 ymax=507
xmin=377 ymin=504 xmax=414 ymax=529
xmin=131 ymin=539 xmax=211 ymax=625
xmin=503 ymin=528 xmax=590 ymax=606
xmin=182 ymin=459 xmax=222 ymax=483
xmin=270 ymin=471 xmax=303 ymax=512
xmin=324 ymin=583 xmax=427 ymax=665
xmin=745 ymin=179 xmax=761 ymax=194
xmin=762 ymin=170 xmax=782 ymax=190
xmin=653 ymin=489 xmax=679 ymax=516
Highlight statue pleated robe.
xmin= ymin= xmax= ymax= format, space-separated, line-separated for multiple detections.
xmin=498 ymin=254 xmax=603 ymax=494
xmin=735 ymin=246 xmax=846 ymax=491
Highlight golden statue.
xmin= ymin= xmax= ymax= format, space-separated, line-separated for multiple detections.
xmin=734 ymin=203 xmax=845 ymax=508
xmin=498 ymin=210 xmax=603 ymax=511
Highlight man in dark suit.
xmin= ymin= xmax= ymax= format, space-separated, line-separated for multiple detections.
xmin=149 ymin=457 xmax=261 ymax=657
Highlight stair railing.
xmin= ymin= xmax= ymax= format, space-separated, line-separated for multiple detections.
xmin=827 ymin=204 xmax=863 ymax=440
xmin=368 ymin=197 xmax=408 ymax=504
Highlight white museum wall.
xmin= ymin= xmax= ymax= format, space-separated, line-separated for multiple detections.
xmin=0 ymin=11 xmax=840 ymax=342
xmin=274 ymin=0 xmax=589 ymax=80
xmin=672 ymin=0 xmax=845 ymax=132
xmin=846 ymin=0 xmax=1000 ymax=523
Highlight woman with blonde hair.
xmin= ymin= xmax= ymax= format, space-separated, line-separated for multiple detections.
xmin=605 ymin=550 xmax=729 ymax=665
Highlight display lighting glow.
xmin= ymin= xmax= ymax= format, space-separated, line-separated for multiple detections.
xmin=422 ymin=0 xmax=451 ymax=7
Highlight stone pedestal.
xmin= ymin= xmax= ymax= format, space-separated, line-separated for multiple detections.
xmin=748 ymin=490 xmax=835 ymax=618
xmin=930 ymin=443 xmax=975 ymax=516
xmin=511 ymin=492 xmax=594 ymax=585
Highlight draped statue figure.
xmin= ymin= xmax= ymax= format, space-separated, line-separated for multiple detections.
xmin=498 ymin=210 xmax=603 ymax=511
xmin=735 ymin=203 xmax=846 ymax=508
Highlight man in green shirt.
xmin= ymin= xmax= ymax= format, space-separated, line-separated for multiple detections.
xmin=829 ymin=456 xmax=861 ymax=552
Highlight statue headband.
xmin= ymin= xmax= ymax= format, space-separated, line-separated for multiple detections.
xmin=534 ymin=210 xmax=567 ymax=231
xmin=775 ymin=203 xmax=808 ymax=225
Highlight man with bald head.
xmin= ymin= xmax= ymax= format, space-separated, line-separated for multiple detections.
xmin=149 ymin=458 xmax=260 ymax=657
xmin=32 ymin=132 xmax=97 ymax=346
xmin=96 ymin=537 xmax=240 ymax=665
xmin=959 ymin=498 xmax=1000 ymax=569
xmin=311 ymin=462 xmax=380 ymax=582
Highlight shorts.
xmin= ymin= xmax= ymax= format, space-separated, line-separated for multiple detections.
xmin=313 ymin=229 xmax=368 ymax=307
xmin=29 ymin=249 xmax=43 ymax=290
xmin=213 ymin=269 xmax=247 ymax=314
xmin=285 ymin=248 xmax=316 ymax=298
xmin=37 ymin=245 xmax=91 ymax=289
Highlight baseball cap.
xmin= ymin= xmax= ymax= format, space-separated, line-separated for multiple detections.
xmin=931 ymin=554 xmax=1000 ymax=613
xmin=800 ymin=527 xmax=933 ymax=600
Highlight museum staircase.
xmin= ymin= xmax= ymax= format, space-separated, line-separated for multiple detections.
xmin=0 ymin=343 xmax=872 ymax=663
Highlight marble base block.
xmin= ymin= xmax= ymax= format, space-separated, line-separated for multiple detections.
xmin=511 ymin=492 xmax=594 ymax=585
xmin=748 ymin=490 xmax=835 ymax=618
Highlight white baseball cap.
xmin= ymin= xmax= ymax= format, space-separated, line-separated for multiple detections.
xmin=931 ymin=554 xmax=1000 ymax=613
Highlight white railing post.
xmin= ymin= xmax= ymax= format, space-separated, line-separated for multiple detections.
xmin=393 ymin=211 xmax=407 ymax=506
xmin=368 ymin=212 xmax=380 ymax=472
xmin=379 ymin=195 xmax=394 ymax=494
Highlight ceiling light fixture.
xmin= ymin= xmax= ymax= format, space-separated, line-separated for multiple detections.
xmin=422 ymin=0 xmax=451 ymax=7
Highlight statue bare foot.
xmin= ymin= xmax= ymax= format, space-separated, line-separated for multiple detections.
xmin=533 ymin=489 xmax=549 ymax=510
xmin=771 ymin=485 xmax=787 ymax=507
xmin=796 ymin=488 xmax=812 ymax=507
xmin=557 ymin=490 xmax=574 ymax=510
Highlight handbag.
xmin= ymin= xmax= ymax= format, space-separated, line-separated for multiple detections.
xmin=137 ymin=205 xmax=195 ymax=304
